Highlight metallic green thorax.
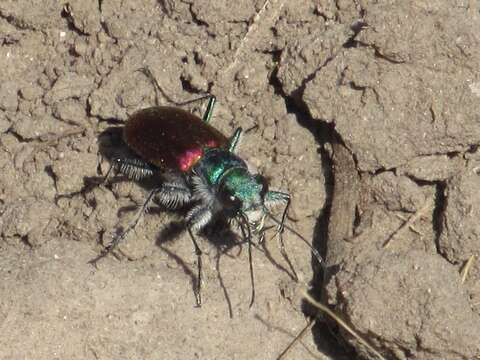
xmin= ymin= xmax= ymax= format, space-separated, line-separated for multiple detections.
xmin=195 ymin=148 xmax=247 ymax=185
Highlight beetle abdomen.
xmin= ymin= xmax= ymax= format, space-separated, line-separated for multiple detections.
xmin=124 ymin=107 xmax=228 ymax=172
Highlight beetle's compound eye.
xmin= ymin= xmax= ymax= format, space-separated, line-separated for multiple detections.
xmin=218 ymin=188 xmax=242 ymax=215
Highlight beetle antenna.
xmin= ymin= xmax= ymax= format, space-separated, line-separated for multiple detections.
xmin=264 ymin=209 xmax=325 ymax=270
xmin=238 ymin=211 xmax=255 ymax=308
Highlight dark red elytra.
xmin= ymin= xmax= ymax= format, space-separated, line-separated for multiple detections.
xmin=123 ymin=107 xmax=228 ymax=172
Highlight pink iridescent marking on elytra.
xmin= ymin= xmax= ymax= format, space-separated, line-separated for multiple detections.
xmin=206 ymin=139 xmax=217 ymax=148
xmin=178 ymin=147 xmax=203 ymax=172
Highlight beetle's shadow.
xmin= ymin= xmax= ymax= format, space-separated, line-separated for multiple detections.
xmin=97 ymin=126 xmax=129 ymax=162
xmin=155 ymin=216 xmax=244 ymax=317
xmin=154 ymin=215 xmax=300 ymax=316
xmin=78 ymin=126 xmax=142 ymax=188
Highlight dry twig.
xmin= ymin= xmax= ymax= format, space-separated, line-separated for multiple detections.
xmin=302 ymin=291 xmax=387 ymax=360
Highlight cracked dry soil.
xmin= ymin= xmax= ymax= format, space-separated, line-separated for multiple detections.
xmin=1 ymin=1 xmax=480 ymax=360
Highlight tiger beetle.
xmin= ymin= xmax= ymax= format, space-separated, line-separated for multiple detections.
xmin=91 ymin=89 xmax=324 ymax=307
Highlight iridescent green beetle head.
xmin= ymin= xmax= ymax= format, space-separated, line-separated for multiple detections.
xmin=217 ymin=167 xmax=268 ymax=220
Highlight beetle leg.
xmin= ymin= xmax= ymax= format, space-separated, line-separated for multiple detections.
xmin=185 ymin=203 xmax=212 ymax=306
xmin=201 ymin=95 xmax=216 ymax=123
xmin=89 ymin=187 xmax=158 ymax=266
xmin=269 ymin=191 xmax=290 ymax=259
xmin=155 ymin=182 xmax=192 ymax=209
xmin=101 ymin=162 xmax=116 ymax=183
xmin=264 ymin=190 xmax=290 ymax=211
xmin=136 ymin=67 xmax=216 ymax=115
xmin=186 ymin=204 xmax=213 ymax=233
xmin=111 ymin=156 xmax=155 ymax=181
xmin=228 ymin=127 xmax=243 ymax=153
xmin=264 ymin=190 xmax=291 ymax=241
xmin=263 ymin=191 xmax=299 ymax=280
xmin=136 ymin=67 xmax=175 ymax=105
